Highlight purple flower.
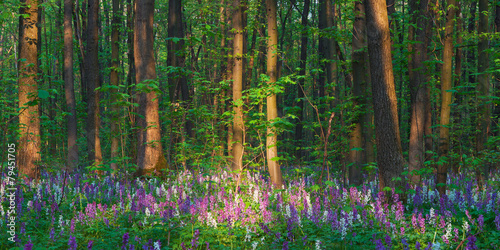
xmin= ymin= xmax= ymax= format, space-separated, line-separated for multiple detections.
xmin=416 ymin=241 xmax=421 ymax=250
xmin=88 ymin=240 xmax=94 ymax=250
xmin=466 ymin=235 xmax=478 ymax=250
xmin=401 ymin=238 xmax=409 ymax=250
xmin=70 ymin=218 xmax=75 ymax=233
xmin=24 ymin=236 xmax=33 ymax=250
xmin=49 ymin=227 xmax=55 ymax=241
xmin=494 ymin=214 xmax=500 ymax=231
xmin=477 ymin=215 xmax=484 ymax=231
xmin=122 ymin=232 xmax=130 ymax=249
xmin=191 ymin=229 xmax=200 ymax=248
xmin=68 ymin=235 xmax=77 ymax=250
xmin=375 ymin=239 xmax=386 ymax=250
xmin=418 ymin=213 xmax=426 ymax=234
xmin=385 ymin=234 xmax=392 ymax=248
xmin=400 ymin=226 xmax=405 ymax=236
xmin=283 ymin=240 xmax=289 ymax=250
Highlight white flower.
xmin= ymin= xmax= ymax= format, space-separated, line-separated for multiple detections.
xmin=431 ymin=242 xmax=441 ymax=250
xmin=244 ymin=226 xmax=251 ymax=242
xmin=253 ymin=189 xmax=259 ymax=203
xmin=315 ymin=239 xmax=322 ymax=250
xmin=462 ymin=220 xmax=469 ymax=233
xmin=251 ymin=241 xmax=258 ymax=250
xmin=58 ymin=215 xmax=64 ymax=228
xmin=321 ymin=211 xmax=328 ymax=223
xmin=154 ymin=241 xmax=161 ymax=250
xmin=285 ymin=204 xmax=291 ymax=218
xmin=145 ymin=207 xmax=151 ymax=217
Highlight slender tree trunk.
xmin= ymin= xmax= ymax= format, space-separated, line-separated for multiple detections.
xmin=127 ymin=0 xmax=137 ymax=167
xmin=85 ymin=0 xmax=102 ymax=169
xmin=295 ymin=0 xmax=310 ymax=161
xmin=110 ymin=0 xmax=120 ymax=173
xmin=437 ymin=0 xmax=457 ymax=196
xmin=64 ymin=0 xmax=78 ymax=170
xmin=365 ymin=0 xmax=405 ymax=193
xmin=266 ymin=0 xmax=283 ymax=188
xmin=231 ymin=0 xmax=245 ymax=172
xmin=134 ymin=0 xmax=164 ymax=175
xmin=407 ymin=0 xmax=429 ymax=185
xmin=18 ymin=0 xmax=41 ymax=180
xmin=475 ymin=0 xmax=490 ymax=189
xmin=349 ymin=1 xmax=368 ymax=186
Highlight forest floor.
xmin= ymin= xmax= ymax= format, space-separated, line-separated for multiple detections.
xmin=1 ymin=165 xmax=499 ymax=249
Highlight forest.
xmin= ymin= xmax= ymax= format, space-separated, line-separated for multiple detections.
xmin=1 ymin=0 xmax=500 ymax=249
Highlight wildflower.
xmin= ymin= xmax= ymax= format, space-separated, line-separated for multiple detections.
xmin=466 ymin=235 xmax=477 ymax=250
xmin=477 ymin=214 xmax=484 ymax=231
xmin=24 ymin=236 xmax=33 ymax=250
xmin=400 ymin=226 xmax=405 ymax=236
xmin=315 ymin=239 xmax=321 ymax=250
xmin=418 ymin=213 xmax=426 ymax=234
xmin=385 ymin=234 xmax=392 ymax=248
xmin=431 ymin=242 xmax=441 ymax=250
xmin=375 ymin=239 xmax=385 ymax=250
xmin=49 ymin=228 xmax=55 ymax=241
xmin=462 ymin=220 xmax=470 ymax=233
xmin=68 ymin=235 xmax=77 ymax=250
xmin=154 ymin=240 xmax=161 ymax=250
xmin=88 ymin=240 xmax=94 ymax=250
xmin=415 ymin=241 xmax=421 ymax=250
xmin=495 ymin=214 xmax=500 ymax=231
xmin=122 ymin=232 xmax=130 ymax=250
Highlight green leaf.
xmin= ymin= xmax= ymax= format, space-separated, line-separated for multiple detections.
xmin=38 ymin=90 xmax=49 ymax=99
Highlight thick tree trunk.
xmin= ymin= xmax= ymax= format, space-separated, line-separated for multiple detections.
xmin=64 ymin=0 xmax=78 ymax=170
xmin=475 ymin=0 xmax=490 ymax=189
xmin=85 ymin=0 xmax=103 ymax=169
xmin=364 ymin=0 xmax=405 ymax=193
xmin=18 ymin=0 xmax=41 ymax=180
xmin=437 ymin=0 xmax=457 ymax=196
xmin=349 ymin=1 xmax=368 ymax=186
xmin=295 ymin=0 xmax=310 ymax=161
xmin=407 ymin=0 xmax=429 ymax=185
xmin=134 ymin=0 xmax=164 ymax=175
xmin=266 ymin=0 xmax=283 ymax=188
xmin=110 ymin=0 xmax=120 ymax=173
xmin=231 ymin=0 xmax=245 ymax=172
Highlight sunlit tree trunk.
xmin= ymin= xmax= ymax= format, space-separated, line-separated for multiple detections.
xmin=231 ymin=0 xmax=245 ymax=172
xmin=134 ymin=0 xmax=164 ymax=174
xmin=349 ymin=1 xmax=368 ymax=186
xmin=476 ymin=0 xmax=490 ymax=189
xmin=18 ymin=0 xmax=41 ymax=180
xmin=110 ymin=0 xmax=120 ymax=174
xmin=407 ymin=0 xmax=429 ymax=185
xmin=437 ymin=0 xmax=457 ymax=196
xmin=64 ymin=0 xmax=78 ymax=170
xmin=85 ymin=0 xmax=103 ymax=169
xmin=364 ymin=0 xmax=405 ymax=192
xmin=266 ymin=0 xmax=283 ymax=188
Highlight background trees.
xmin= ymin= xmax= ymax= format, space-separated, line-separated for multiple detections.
xmin=0 ymin=0 xmax=498 ymax=195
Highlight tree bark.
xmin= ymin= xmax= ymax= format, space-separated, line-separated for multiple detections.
xmin=364 ymin=0 xmax=405 ymax=193
xmin=85 ymin=0 xmax=103 ymax=169
xmin=437 ymin=0 xmax=457 ymax=196
xmin=18 ymin=0 xmax=41 ymax=180
xmin=407 ymin=0 xmax=429 ymax=185
xmin=475 ymin=0 xmax=490 ymax=189
xmin=64 ymin=0 xmax=78 ymax=170
xmin=266 ymin=0 xmax=283 ymax=188
xmin=295 ymin=0 xmax=310 ymax=161
xmin=134 ymin=0 xmax=164 ymax=175
xmin=349 ymin=1 xmax=368 ymax=186
xmin=231 ymin=0 xmax=245 ymax=172
xmin=110 ymin=0 xmax=121 ymax=173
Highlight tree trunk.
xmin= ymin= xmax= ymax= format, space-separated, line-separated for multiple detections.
xmin=349 ymin=1 xmax=368 ymax=186
xmin=407 ymin=0 xmax=429 ymax=185
xmin=134 ymin=0 xmax=164 ymax=175
xmin=110 ymin=0 xmax=120 ymax=174
xmin=127 ymin=0 xmax=137 ymax=167
xmin=18 ymin=0 xmax=41 ymax=180
xmin=295 ymin=0 xmax=310 ymax=161
xmin=266 ymin=0 xmax=283 ymax=188
xmin=85 ymin=0 xmax=103 ymax=169
xmin=231 ymin=0 xmax=245 ymax=172
xmin=475 ymin=0 xmax=490 ymax=189
xmin=364 ymin=0 xmax=405 ymax=193
xmin=437 ymin=0 xmax=457 ymax=196
xmin=64 ymin=0 xmax=78 ymax=170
